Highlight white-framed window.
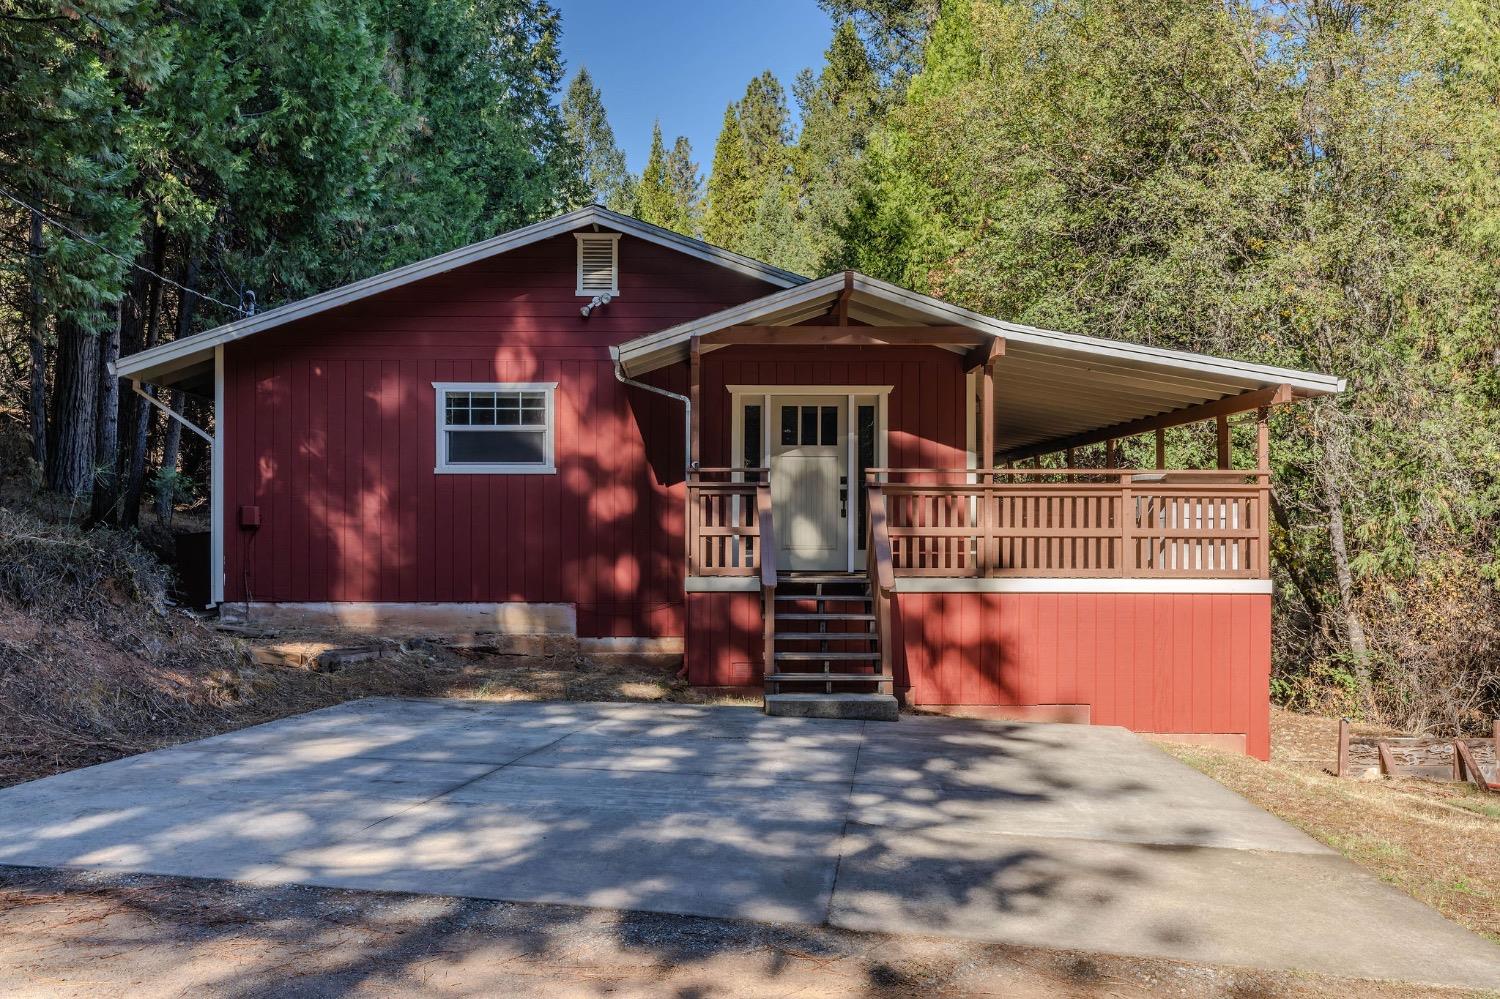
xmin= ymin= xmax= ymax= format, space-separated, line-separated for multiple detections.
xmin=433 ymin=382 xmax=557 ymax=474
xmin=575 ymin=232 xmax=620 ymax=296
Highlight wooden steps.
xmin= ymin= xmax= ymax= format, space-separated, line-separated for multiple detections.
xmin=761 ymin=572 xmax=896 ymax=716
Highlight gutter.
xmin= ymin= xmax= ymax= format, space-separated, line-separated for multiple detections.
xmin=610 ymin=345 xmax=696 ymax=476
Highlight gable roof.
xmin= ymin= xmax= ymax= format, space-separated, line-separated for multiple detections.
xmin=612 ymin=271 xmax=1345 ymax=455
xmin=114 ymin=205 xmax=808 ymax=387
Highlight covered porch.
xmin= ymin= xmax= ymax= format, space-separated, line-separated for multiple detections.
xmin=613 ymin=271 xmax=1341 ymax=747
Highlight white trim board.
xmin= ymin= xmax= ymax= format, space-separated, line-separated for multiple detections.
xmin=616 ymin=271 xmax=1345 ymax=396
xmin=892 ymin=578 xmax=1274 ymax=595
xmin=685 ymin=577 xmax=759 ymax=592
xmin=115 ymin=205 xmax=807 ymax=385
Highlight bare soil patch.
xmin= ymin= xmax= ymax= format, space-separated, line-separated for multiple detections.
xmin=1160 ymin=709 xmax=1500 ymax=943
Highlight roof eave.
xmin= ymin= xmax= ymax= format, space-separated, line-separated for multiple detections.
xmin=115 ymin=205 xmax=809 ymax=383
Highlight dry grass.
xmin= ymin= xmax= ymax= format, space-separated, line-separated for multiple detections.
xmin=1160 ymin=709 xmax=1500 ymax=943
xmin=0 ymin=497 xmax=752 ymax=790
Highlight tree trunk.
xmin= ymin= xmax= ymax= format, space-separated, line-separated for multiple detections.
xmin=46 ymin=319 xmax=99 ymax=499
xmin=154 ymin=390 xmax=184 ymax=525
xmin=1318 ymin=431 xmax=1378 ymax=718
xmin=120 ymin=228 xmax=166 ymax=527
xmin=27 ymin=210 xmax=47 ymax=471
xmin=89 ymin=307 xmax=123 ymax=524
xmin=153 ymin=259 xmax=197 ymax=526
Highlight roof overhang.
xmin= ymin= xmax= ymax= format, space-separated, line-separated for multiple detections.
xmin=613 ymin=272 xmax=1345 ymax=455
xmin=114 ymin=205 xmax=808 ymax=387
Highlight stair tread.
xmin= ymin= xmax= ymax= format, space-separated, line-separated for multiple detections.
xmin=774 ymin=651 xmax=881 ymax=660
xmin=775 ymin=612 xmax=876 ymax=621
xmin=777 ymin=574 xmax=865 ymax=582
xmin=766 ymin=672 xmax=892 ymax=682
xmin=772 ymin=633 xmax=875 ymax=642
xmin=775 ymin=594 xmax=870 ymax=601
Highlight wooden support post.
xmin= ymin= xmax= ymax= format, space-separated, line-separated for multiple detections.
xmin=1377 ymin=740 xmax=1395 ymax=777
xmin=1155 ymin=428 xmax=1165 ymax=470
xmin=980 ymin=360 xmax=995 ymax=471
xmin=1105 ymin=438 xmax=1117 ymax=469
xmin=1256 ymin=406 xmax=1269 ymax=470
xmin=689 ymin=335 xmax=701 ymax=469
xmin=1065 ymin=447 xmax=1074 ymax=468
xmin=1336 ymin=717 xmax=1349 ymax=778
xmin=1216 ymin=414 xmax=1230 ymax=470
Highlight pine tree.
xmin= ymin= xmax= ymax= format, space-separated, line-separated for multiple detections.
xmin=704 ymin=104 xmax=754 ymax=249
xmin=737 ymin=71 xmax=793 ymax=206
xmin=561 ymin=66 xmax=634 ymax=211
xmin=635 ymin=122 xmax=676 ymax=228
xmin=666 ymin=136 xmax=703 ymax=237
xmin=793 ymin=18 xmax=882 ymax=271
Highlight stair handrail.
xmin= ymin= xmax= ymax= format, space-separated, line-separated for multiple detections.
xmin=867 ymin=483 xmax=894 ymax=683
xmin=756 ymin=482 xmax=777 ymax=688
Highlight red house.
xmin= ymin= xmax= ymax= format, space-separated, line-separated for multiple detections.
xmin=115 ymin=207 xmax=1342 ymax=758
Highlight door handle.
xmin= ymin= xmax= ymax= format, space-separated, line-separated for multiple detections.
xmin=839 ymin=476 xmax=848 ymax=518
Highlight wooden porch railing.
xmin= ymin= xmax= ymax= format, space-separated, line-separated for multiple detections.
xmin=685 ymin=468 xmax=778 ymax=675
xmin=865 ymin=468 xmax=1271 ymax=580
xmin=866 ymin=484 xmax=895 ymax=681
xmin=685 ymin=468 xmax=770 ymax=576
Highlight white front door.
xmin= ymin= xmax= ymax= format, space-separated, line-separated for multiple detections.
xmin=769 ymin=396 xmax=847 ymax=571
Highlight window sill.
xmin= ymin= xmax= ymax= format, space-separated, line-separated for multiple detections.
xmin=434 ymin=465 xmax=557 ymax=476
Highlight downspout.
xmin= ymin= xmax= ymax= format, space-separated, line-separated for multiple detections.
xmin=609 ymin=346 xmax=695 ymax=476
xmin=610 ymin=346 xmax=696 ymax=680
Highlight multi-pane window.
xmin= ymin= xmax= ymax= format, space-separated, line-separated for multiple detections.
xmin=434 ymin=383 xmax=556 ymax=473
xmin=780 ymin=404 xmax=840 ymax=446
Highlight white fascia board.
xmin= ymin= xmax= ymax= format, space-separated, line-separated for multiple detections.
xmin=615 ymin=270 xmax=1342 ymax=395
xmin=116 ymin=206 xmax=808 ymax=383
xmin=849 ymin=274 xmax=1345 ymax=396
xmin=616 ymin=275 xmax=849 ymax=375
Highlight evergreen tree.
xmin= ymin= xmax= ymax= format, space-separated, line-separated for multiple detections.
xmin=561 ymin=66 xmax=635 ymax=211
xmin=840 ymin=0 xmax=1500 ymax=729
xmin=792 ymin=18 xmax=882 ymax=271
xmin=666 ymin=136 xmax=703 ymax=237
xmin=704 ymin=104 xmax=754 ymax=248
xmin=635 ymin=122 xmax=675 ymax=228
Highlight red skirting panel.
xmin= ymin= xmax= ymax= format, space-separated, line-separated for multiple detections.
xmin=893 ymin=592 xmax=1272 ymax=760
xmin=685 ymin=591 xmax=764 ymax=687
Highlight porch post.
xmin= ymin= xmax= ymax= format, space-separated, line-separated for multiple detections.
xmin=1216 ymin=414 xmax=1230 ymax=469
xmin=1255 ymin=407 xmax=1269 ymax=470
xmin=1155 ymin=428 xmax=1165 ymax=470
xmin=689 ymin=335 xmax=701 ymax=469
xmin=980 ymin=361 xmax=995 ymax=470
xmin=1105 ymin=438 xmax=1116 ymax=469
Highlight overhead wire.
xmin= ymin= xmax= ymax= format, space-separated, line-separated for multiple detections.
xmin=0 ymin=185 xmax=249 ymax=317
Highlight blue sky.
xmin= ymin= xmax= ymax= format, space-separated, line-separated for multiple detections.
xmin=554 ymin=0 xmax=836 ymax=174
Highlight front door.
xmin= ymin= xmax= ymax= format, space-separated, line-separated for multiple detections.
xmin=769 ymin=396 xmax=847 ymax=571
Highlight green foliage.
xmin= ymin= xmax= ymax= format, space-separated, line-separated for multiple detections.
xmin=561 ymin=66 xmax=635 ymax=212
xmin=635 ymin=122 xmax=675 ymax=229
xmin=836 ymin=0 xmax=1500 ymax=731
xmin=704 ymin=103 xmax=753 ymax=249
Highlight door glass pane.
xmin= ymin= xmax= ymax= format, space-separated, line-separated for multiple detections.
xmin=820 ymin=406 xmax=838 ymax=446
xmin=780 ymin=405 xmax=797 ymax=445
xmin=857 ymin=404 xmax=876 ymax=548
xmin=800 ymin=406 xmax=817 ymax=445
xmin=743 ymin=404 xmax=762 ymax=468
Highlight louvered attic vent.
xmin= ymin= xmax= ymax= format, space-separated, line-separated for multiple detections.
xmin=575 ymin=232 xmax=620 ymax=296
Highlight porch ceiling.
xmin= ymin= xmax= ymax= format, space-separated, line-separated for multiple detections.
xmin=614 ymin=271 xmax=1344 ymax=456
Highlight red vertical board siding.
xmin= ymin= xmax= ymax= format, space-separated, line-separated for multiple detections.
xmin=897 ymin=592 xmax=1273 ymax=760
xmin=683 ymin=591 xmax=762 ymax=686
xmin=222 ymin=233 xmax=779 ymax=637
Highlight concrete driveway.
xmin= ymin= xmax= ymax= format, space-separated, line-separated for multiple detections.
xmin=0 ymin=699 xmax=1495 ymax=990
